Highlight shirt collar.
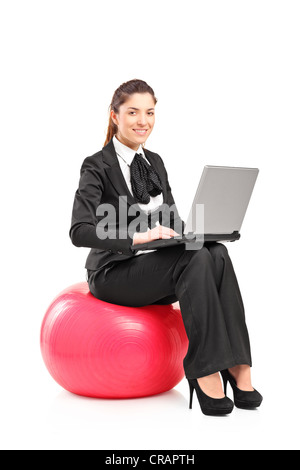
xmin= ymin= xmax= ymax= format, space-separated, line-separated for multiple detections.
xmin=113 ymin=135 xmax=145 ymax=166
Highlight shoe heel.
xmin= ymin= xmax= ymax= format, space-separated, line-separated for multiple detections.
xmin=222 ymin=376 xmax=228 ymax=396
xmin=188 ymin=380 xmax=194 ymax=409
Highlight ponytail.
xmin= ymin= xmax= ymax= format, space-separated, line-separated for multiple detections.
xmin=104 ymin=115 xmax=118 ymax=147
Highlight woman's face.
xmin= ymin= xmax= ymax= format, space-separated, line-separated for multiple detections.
xmin=111 ymin=92 xmax=156 ymax=151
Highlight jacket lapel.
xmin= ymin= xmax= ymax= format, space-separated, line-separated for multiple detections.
xmin=102 ymin=139 xmax=167 ymax=207
xmin=102 ymin=139 xmax=137 ymax=207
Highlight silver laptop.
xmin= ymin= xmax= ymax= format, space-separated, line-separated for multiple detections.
xmin=131 ymin=165 xmax=259 ymax=251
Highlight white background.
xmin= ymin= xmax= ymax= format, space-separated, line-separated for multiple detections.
xmin=1 ymin=0 xmax=299 ymax=450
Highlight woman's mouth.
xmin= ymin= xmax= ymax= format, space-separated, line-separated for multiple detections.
xmin=133 ymin=129 xmax=148 ymax=136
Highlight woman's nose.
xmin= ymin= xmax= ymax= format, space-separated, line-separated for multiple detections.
xmin=137 ymin=114 xmax=148 ymax=126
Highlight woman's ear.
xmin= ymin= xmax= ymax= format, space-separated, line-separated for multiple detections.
xmin=110 ymin=109 xmax=118 ymax=126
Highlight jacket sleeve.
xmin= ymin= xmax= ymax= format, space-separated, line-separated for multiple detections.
xmin=69 ymin=157 xmax=136 ymax=256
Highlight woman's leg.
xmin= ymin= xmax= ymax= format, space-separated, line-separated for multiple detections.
xmin=205 ymin=242 xmax=253 ymax=391
xmin=205 ymin=242 xmax=252 ymax=367
xmin=173 ymin=244 xmax=244 ymax=379
xmin=88 ymin=244 xmax=187 ymax=307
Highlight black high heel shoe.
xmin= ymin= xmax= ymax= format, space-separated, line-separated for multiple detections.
xmin=187 ymin=378 xmax=234 ymax=416
xmin=221 ymin=369 xmax=263 ymax=410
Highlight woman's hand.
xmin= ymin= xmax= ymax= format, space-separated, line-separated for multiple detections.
xmin=133 ymin=225 xmax=180 ymax=246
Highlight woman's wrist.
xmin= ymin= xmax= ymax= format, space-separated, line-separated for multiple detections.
xmin=133 ymin=232 xmax=143 ymax=245
xmin=133 ymin=231 xmax=149 ymax=245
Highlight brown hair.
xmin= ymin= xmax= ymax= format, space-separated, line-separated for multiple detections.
xmin=104 ymin=79 xmax=157 ymax=146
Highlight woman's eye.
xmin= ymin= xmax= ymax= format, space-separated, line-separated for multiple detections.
xmin=128 ymin=111 xmax=154 ymax=116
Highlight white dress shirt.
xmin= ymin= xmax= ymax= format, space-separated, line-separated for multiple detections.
xmin=112 ymin=135 xmax=164 ymax=255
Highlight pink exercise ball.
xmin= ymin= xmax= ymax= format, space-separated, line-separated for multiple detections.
xmin=40 ymin=282 xmax=188 ymax=399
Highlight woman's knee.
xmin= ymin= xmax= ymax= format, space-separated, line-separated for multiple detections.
xmin=185 ymin=244 xmax=230 ymax=272
xmin=206 ymin=242 xmax=228 ymax=258
xmin=185 ymin=245 xmax=213 ymax=267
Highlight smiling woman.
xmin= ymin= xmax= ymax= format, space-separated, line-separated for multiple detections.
xmin=104 ymin=79 xmax=157 ymax=149
xmin=69 ymin=78 xmax=262 ymax=416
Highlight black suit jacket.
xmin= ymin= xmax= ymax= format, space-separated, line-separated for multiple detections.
xmin=69 ymin=138 xmax=185 ymax=271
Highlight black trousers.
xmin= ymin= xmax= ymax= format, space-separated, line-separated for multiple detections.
xmin=87 ymin=242 xmax=252 ymax=379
